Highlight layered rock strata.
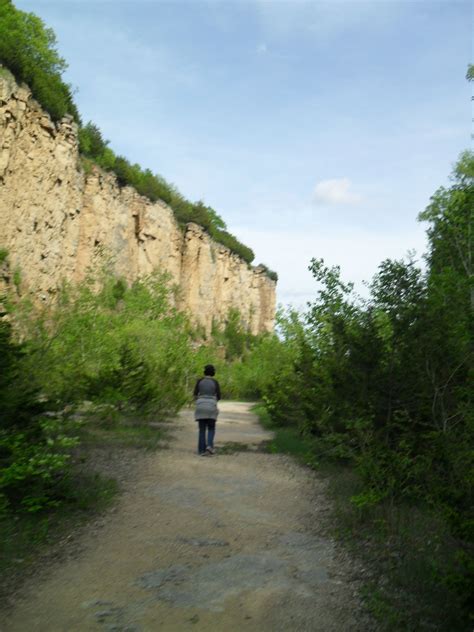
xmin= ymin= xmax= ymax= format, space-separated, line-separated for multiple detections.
xmin=0 ymin=71 xmax=275 ymax=334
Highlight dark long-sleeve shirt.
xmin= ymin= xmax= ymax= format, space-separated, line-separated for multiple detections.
xmin=193 ymin=377 xmax=221 ymax=400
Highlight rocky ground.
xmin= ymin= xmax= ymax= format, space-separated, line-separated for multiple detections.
xmin=1 ymin=402 xmax=372 ymax=632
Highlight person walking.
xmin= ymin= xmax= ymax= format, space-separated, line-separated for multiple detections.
xmin=194 ymin=364 xmax=221 ymax=456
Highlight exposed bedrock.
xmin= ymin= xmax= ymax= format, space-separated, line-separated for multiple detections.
xmin=0 ymin=72 xmax=275 ymax=334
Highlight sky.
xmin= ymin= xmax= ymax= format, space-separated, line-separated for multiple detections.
xmin=16 ymin=0 xmax=473 ymax=307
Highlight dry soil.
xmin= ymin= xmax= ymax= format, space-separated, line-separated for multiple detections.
xmin=1 ymin=402 xmax=370 ymax=632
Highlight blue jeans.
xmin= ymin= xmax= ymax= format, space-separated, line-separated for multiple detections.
xmin=198 ymin=419 xmax=216 ymax=454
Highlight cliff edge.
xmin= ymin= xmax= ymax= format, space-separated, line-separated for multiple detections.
xmin=0 ymin=72 xmax=275 ymax=334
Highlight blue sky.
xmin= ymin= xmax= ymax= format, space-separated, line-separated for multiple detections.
xmin=16 ymin=0 xmax=473 ymax=306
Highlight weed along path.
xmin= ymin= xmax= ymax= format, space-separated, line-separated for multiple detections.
xmin=2 ymin=402 xmax=369 ymax=632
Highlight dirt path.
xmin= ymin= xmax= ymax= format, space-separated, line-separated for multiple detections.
xmin=2 ymin=402 xmax=369 ymax=632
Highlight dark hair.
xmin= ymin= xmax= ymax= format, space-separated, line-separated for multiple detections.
xmin=204 ymin=364 xmax=215 ymax=376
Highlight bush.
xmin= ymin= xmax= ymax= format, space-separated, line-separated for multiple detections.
xmin=0 ymin=318 xmax=44 ymax=431
xmin=258 ymin=264 xmax=278 ymax=282
xmin=0 ymin=267 xmax=199 ymax=513
xmin=0 ymin=313 xmax=79 ymax=514
xmin=20 ymin=269 xmax=193 ymax=415
xmin=0 ymin=418 xmax=79 ymax=513
xmin=249 ymin=152 xmax=474 ymax=630
xmin=208 ymin=226 xmax=255 ymax=264
xmin=77 ymin=122 xmax=258 ymax=265
xmin=0 ymin=1 xmax=79 ymax=122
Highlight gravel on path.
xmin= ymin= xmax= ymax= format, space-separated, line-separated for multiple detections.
xmin=1 ymin=402 xmax=371 ymax=632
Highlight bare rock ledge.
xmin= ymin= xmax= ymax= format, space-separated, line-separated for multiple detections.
xmin=0 ymin=71 xmax=276 ymax=335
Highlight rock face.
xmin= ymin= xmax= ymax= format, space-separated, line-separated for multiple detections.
xmin=0 ymin=71 xmax=275 ymax=334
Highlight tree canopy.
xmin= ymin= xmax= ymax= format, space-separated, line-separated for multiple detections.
xmin=0 ymin=0 xmax=79 ymax=122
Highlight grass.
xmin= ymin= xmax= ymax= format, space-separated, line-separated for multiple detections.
xmin=252 ymin=402 xmax=473 ymax=632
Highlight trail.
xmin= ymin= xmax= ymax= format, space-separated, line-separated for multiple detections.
xmin=2 ymin=402 xmax=369 ymax=631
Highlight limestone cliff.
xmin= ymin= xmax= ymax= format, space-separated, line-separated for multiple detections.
xmin=0 ymin=72 xmax=275 ymax=334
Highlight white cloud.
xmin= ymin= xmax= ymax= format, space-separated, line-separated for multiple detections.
xmin=313 ymin=178 xmax=362 ymax=206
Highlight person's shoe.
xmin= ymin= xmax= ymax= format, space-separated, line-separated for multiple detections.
xmin=199 ymin=452 xmax=208 ymax=456
xmin=206 ymin=447 xmax=215 ymax=455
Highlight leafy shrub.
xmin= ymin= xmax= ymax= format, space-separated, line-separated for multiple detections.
xmin=0 ymin=263 xmax=206 ymax=516
xmin=0 ymin=418 xmax=79 ymax=513
xmin=0 ymin=313 xmax=79 ymax=514
xmin=77 ymin=123 xmax=257 ymax=264
xmin=257 ymin=264 xmax=278 ymax=282
xmin=208 ymin=226 xmax=255 ymax=264
xmin=0 ymin=1 xmax=79 ymax=122
xmin=20 ymin=269 xmax=193 ymax=415
xmin=249 ymin=152 xmax=474 ymax=630
xmin=0 ymin=318 xmax=44 ymax=431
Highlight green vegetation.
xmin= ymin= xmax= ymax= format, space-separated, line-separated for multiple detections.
xmin=0 ymin=270 xmax=187 ymax=514
xmin=12 ymin=267 xmax=21 ymax=290
xmin=0 ymin=252 xmax=262 ymax=522
xmin=0 ymin=2 xmax=263 ymax=269
xmin=78 ymin=123 xmax=255 ymax=264
xmin=0 ymin=0 xmax=79 ymax=122
xmin=0 ymin=265 xmax=192 ymax=590
xmin=0 ymin=262 xmax=266 ymax=524
xmin=0 ymin=469 xmax=117 ymax=600
xmin=230 ymin=151 xmax=473 ymax=631
xmin=255 ymin=403 xmax=316 ymax=463
xmin=257 ymin=264 xmax=278 ymax=282
xmin=17 ymin=269 xmax=193 ymax=416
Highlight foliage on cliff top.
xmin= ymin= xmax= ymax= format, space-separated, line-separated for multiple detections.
xmin=257 ymin=264 xmax=278 ymax=282
xmin=0 ymin=2 xmax=272 ymax=273
xmin=79 ymin=123 xmax=256 ymax=264
xmin=0 ymin=0 xmax=79 ymax=123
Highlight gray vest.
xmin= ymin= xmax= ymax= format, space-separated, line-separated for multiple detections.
xmin=194 ymin=378 xmax=219 ymax=420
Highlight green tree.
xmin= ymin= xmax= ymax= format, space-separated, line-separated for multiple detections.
xmin=0 ymin=0 xmax=79 ymax=121
xmin=420 ymin=151 xmax=473 ymax=310
xmin=0 ymin=317 xmax=43 ymax=431
xmin=207 ymin=206 xmax=227 ymax=231
xmin=78 ymin=122 xmax=108 ymax=158
xmin=466 ymin=63 xmax=474 ymax=82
